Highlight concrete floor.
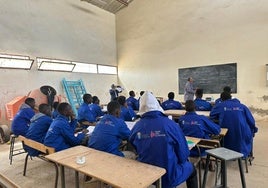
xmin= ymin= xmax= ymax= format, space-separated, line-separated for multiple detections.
xmin=0 ymin=121 xmax=267 ymax=188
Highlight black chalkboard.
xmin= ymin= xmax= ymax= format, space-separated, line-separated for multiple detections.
xmin=178 ymin=63 xmax=237 ymax=94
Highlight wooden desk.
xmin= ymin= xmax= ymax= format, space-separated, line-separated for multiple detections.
xmin=45 ymin=146 xmax=166 ymax=188
xmin=164 ymin=110 xmax=210 ymax=119
xmin=186 ymin=136 xmax=201 ymax=150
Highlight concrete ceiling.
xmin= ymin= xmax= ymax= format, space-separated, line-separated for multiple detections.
xmin=81 ymin=0 xmax=133 ymax=14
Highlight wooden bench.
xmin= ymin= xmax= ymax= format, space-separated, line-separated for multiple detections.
xmin=18 ymin=136 xmax=58 ymax=188
xmin=0 ymin=173 xmax=20 ymax=188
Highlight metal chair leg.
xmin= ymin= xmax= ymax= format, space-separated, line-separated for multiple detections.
xmin=23 ymin=154 xmax=29 ymax=176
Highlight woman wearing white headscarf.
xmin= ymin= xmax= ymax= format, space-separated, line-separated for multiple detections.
xmin=129 ymin=91 xmax=197 ymax=188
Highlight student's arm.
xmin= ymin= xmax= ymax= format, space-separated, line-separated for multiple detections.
xmin=200 ymin=116 xmax=221 ymax=135
xmin=118 ymin=120 xmax=131 ymax=140
xmin=243 ymin=105 xmax=258 ymax=134
xmin=61 ymin=124 xmax=85 ymax=146
xmin=169 ymin=122 xmax=189 ymax=163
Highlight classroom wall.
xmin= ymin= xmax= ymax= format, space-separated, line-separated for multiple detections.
xmin=0 ymin=0 xmax=117 ymax=124
xmin=116 ymin=0 xmax=268 ymax=120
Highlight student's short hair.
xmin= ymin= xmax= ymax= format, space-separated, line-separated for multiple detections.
xmin=185 ymin=100 xmax=195 ymax=112
xmin=195 ymin=89 xmax=203 ymax=98
xmin=140 ymin=91 xmax=145 ymax=96
xmin=223 ymin=86 xmax=231 ymax=93
xmin=117 ymin=96 xmax=126 ymax=106
xmin=168 ymin=92 xmax=175 ymax=99
xmin=187 ymin=77 xmax=191 ymax=81
xmin=83 ymin=94 xmax=92 ymax=102
xmin=52 ymin=102 xmax=59 ymax=110
xmin=220 ymin=91 xmax=232 ymax=101
xmin=107 ymin=101 xmax=120 ymax=115
xmin=129 ymin=90 xmax=135 ymax=97
xmin=39 ymin=104 xmax=50 ymax=114
xmin=92 ymin=96 xmax=99 ymax=103
xmin=25 ymin=97 xmax=35 ymax=106
xmin=57 ymin=102 xmax=70 ymax=115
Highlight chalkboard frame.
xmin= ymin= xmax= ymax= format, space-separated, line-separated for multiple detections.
xmin=178 ymin=63 xmax=237 ymax=94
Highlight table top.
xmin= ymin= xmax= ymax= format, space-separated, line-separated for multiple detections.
xmin=164 ymin=110 xmax=210 ymax=117
xmin=45 ymin=146 xmax=166 ymax=188
xmin=186 ymin=136 xmax=201 ymax=150
xmin=206 ymin=147 xmax=243 ymax=160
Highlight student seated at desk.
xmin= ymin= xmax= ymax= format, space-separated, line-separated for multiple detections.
xmin=126 ymin=90 xmax=139 ymax=111
xmin=210 ymin=91 xmax=258 ymax=158
xmin=178 ymin=100 xmax=220 ymax=157
xmin=44 ymin=103 xmax=87 ymax=152
xmin=25 ymin=104 xmax=52 ymax=156
xmin=88 ymin=101 xmax=131 ymax=157
xmin=77 ymin=94 xmax=96 ymax=128
xmin=161 ymin=92 xmax=182 ymax=110
xmin=214 ymin=86 xmax=240 ymax=105
xmin=129 ymin=91 xmax=197 ymax=188
xmin=117 ymin=96 xmax=137 ymax=121
xmin=11 ymin=97 xmax=36 ymax=136
xmin=89 ymin=96 xmax=104 ymax=121
xmin=194 ymin=89 xmax=212 ymax=111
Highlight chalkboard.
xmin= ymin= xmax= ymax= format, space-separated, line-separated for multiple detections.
xmin=178 ymin=63 xmax=237 ymax=94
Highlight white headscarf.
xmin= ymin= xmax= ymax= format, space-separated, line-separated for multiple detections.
xmin=138 ymin=91 xmax=164 ymax=116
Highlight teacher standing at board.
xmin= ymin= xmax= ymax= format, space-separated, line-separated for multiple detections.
xmin=184 ymin=77 xmax=196 ymax=101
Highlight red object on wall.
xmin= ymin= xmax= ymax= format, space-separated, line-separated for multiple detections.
xmin=5 ymin=96 xmax=27 ymax=121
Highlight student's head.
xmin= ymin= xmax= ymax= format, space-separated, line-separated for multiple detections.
xmin=140 ymin=91 xmax=145 ymax=96
xmin=223 ymin=86 xmax=231 ymax=93
xmin=39 ymin=103 xmax=52 ymax=116
xmin=195 ymin=89 xmax=203 ymax=99
xmin=52 ymin=101 xmax=59 ymax=110
xmin=83 ymin=93 xmax=92 ymax=104
xmin=138 ymin=91 xmax=164 ymax=115
xmin=92 ymin=96 xmax=99 ymax=104
xmin=185 ymin=100 xmax=195 ymax=112
xmin=129 ymin=90 xmax=135 ymax=97
xmin=117 ymin=96 xmax=126 ymax=106
xmin=111 ymin=84 xmax=116 ymax=89
xmin=107 ymin=101 xmax=121 ymax=117
xmin=220 ymin=91 xmax=232 ymax=101
xmin=25 ymin=97 xmax=36 ymax=109
xmin=58 ymin=102 xmax=73 ymax=117
xmin=168 ymin=92 xmax=175 ymax=100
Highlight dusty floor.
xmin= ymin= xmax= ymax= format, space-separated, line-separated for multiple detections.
xmin=0 ymin=121 xmax=267 ymax=188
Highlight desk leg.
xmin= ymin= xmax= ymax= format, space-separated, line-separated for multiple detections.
xmin=155 ymin=178 xmax=162 ymax=188
xmin=75 ymin=171 xmax=79 ymax=188
xmin=238 ymin=159 xmax=246 ymax=188
xmin=221 ymin=160 xmax=227 ymax=188
xmin=202 ymin=155 xmax=210 ymax=188
xmin=60 ymin=165 xmax=65 ymax=188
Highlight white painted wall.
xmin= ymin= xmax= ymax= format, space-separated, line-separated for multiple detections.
xmin=0 ymin=0 xmax=117 ymax=123
xmin=116 ymin=0 xmax=268 ymax=120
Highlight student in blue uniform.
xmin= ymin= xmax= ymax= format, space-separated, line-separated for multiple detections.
xmin=88 ymin=101 xmax=131 ymax=157
xmin=215 ymin=86 xmax=240 ymax=105
xmin=117 ymin=96 xmax=137 ymax=121
xmin=11 ymin=97 xmax=36 ymax=136
xmin=77 ymin=94 xmax=96 ymax=127
xmin=89 ymin=96 xmax=104 ymax=121
xmin=210 ymin=91 xmax=258 ymax=157
xmin=25 ymin=104 xmax=53 ymax=156
xmin=44 ymin=102 xmax=87 ymax=152
xmin=129 ymin=91 xmax=197 ymax=188
xmin=194 ymin=89 xmax=212 ymax=111
xmin=52 ymin=101 xmax=59 ymax=119
xmin=126 ymin=90 xmax=139 ymax=111
xmin=161 ymin=92 xmax=182 ymax=110
xmin=178 ymin=100 xmax=220 ymax=156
